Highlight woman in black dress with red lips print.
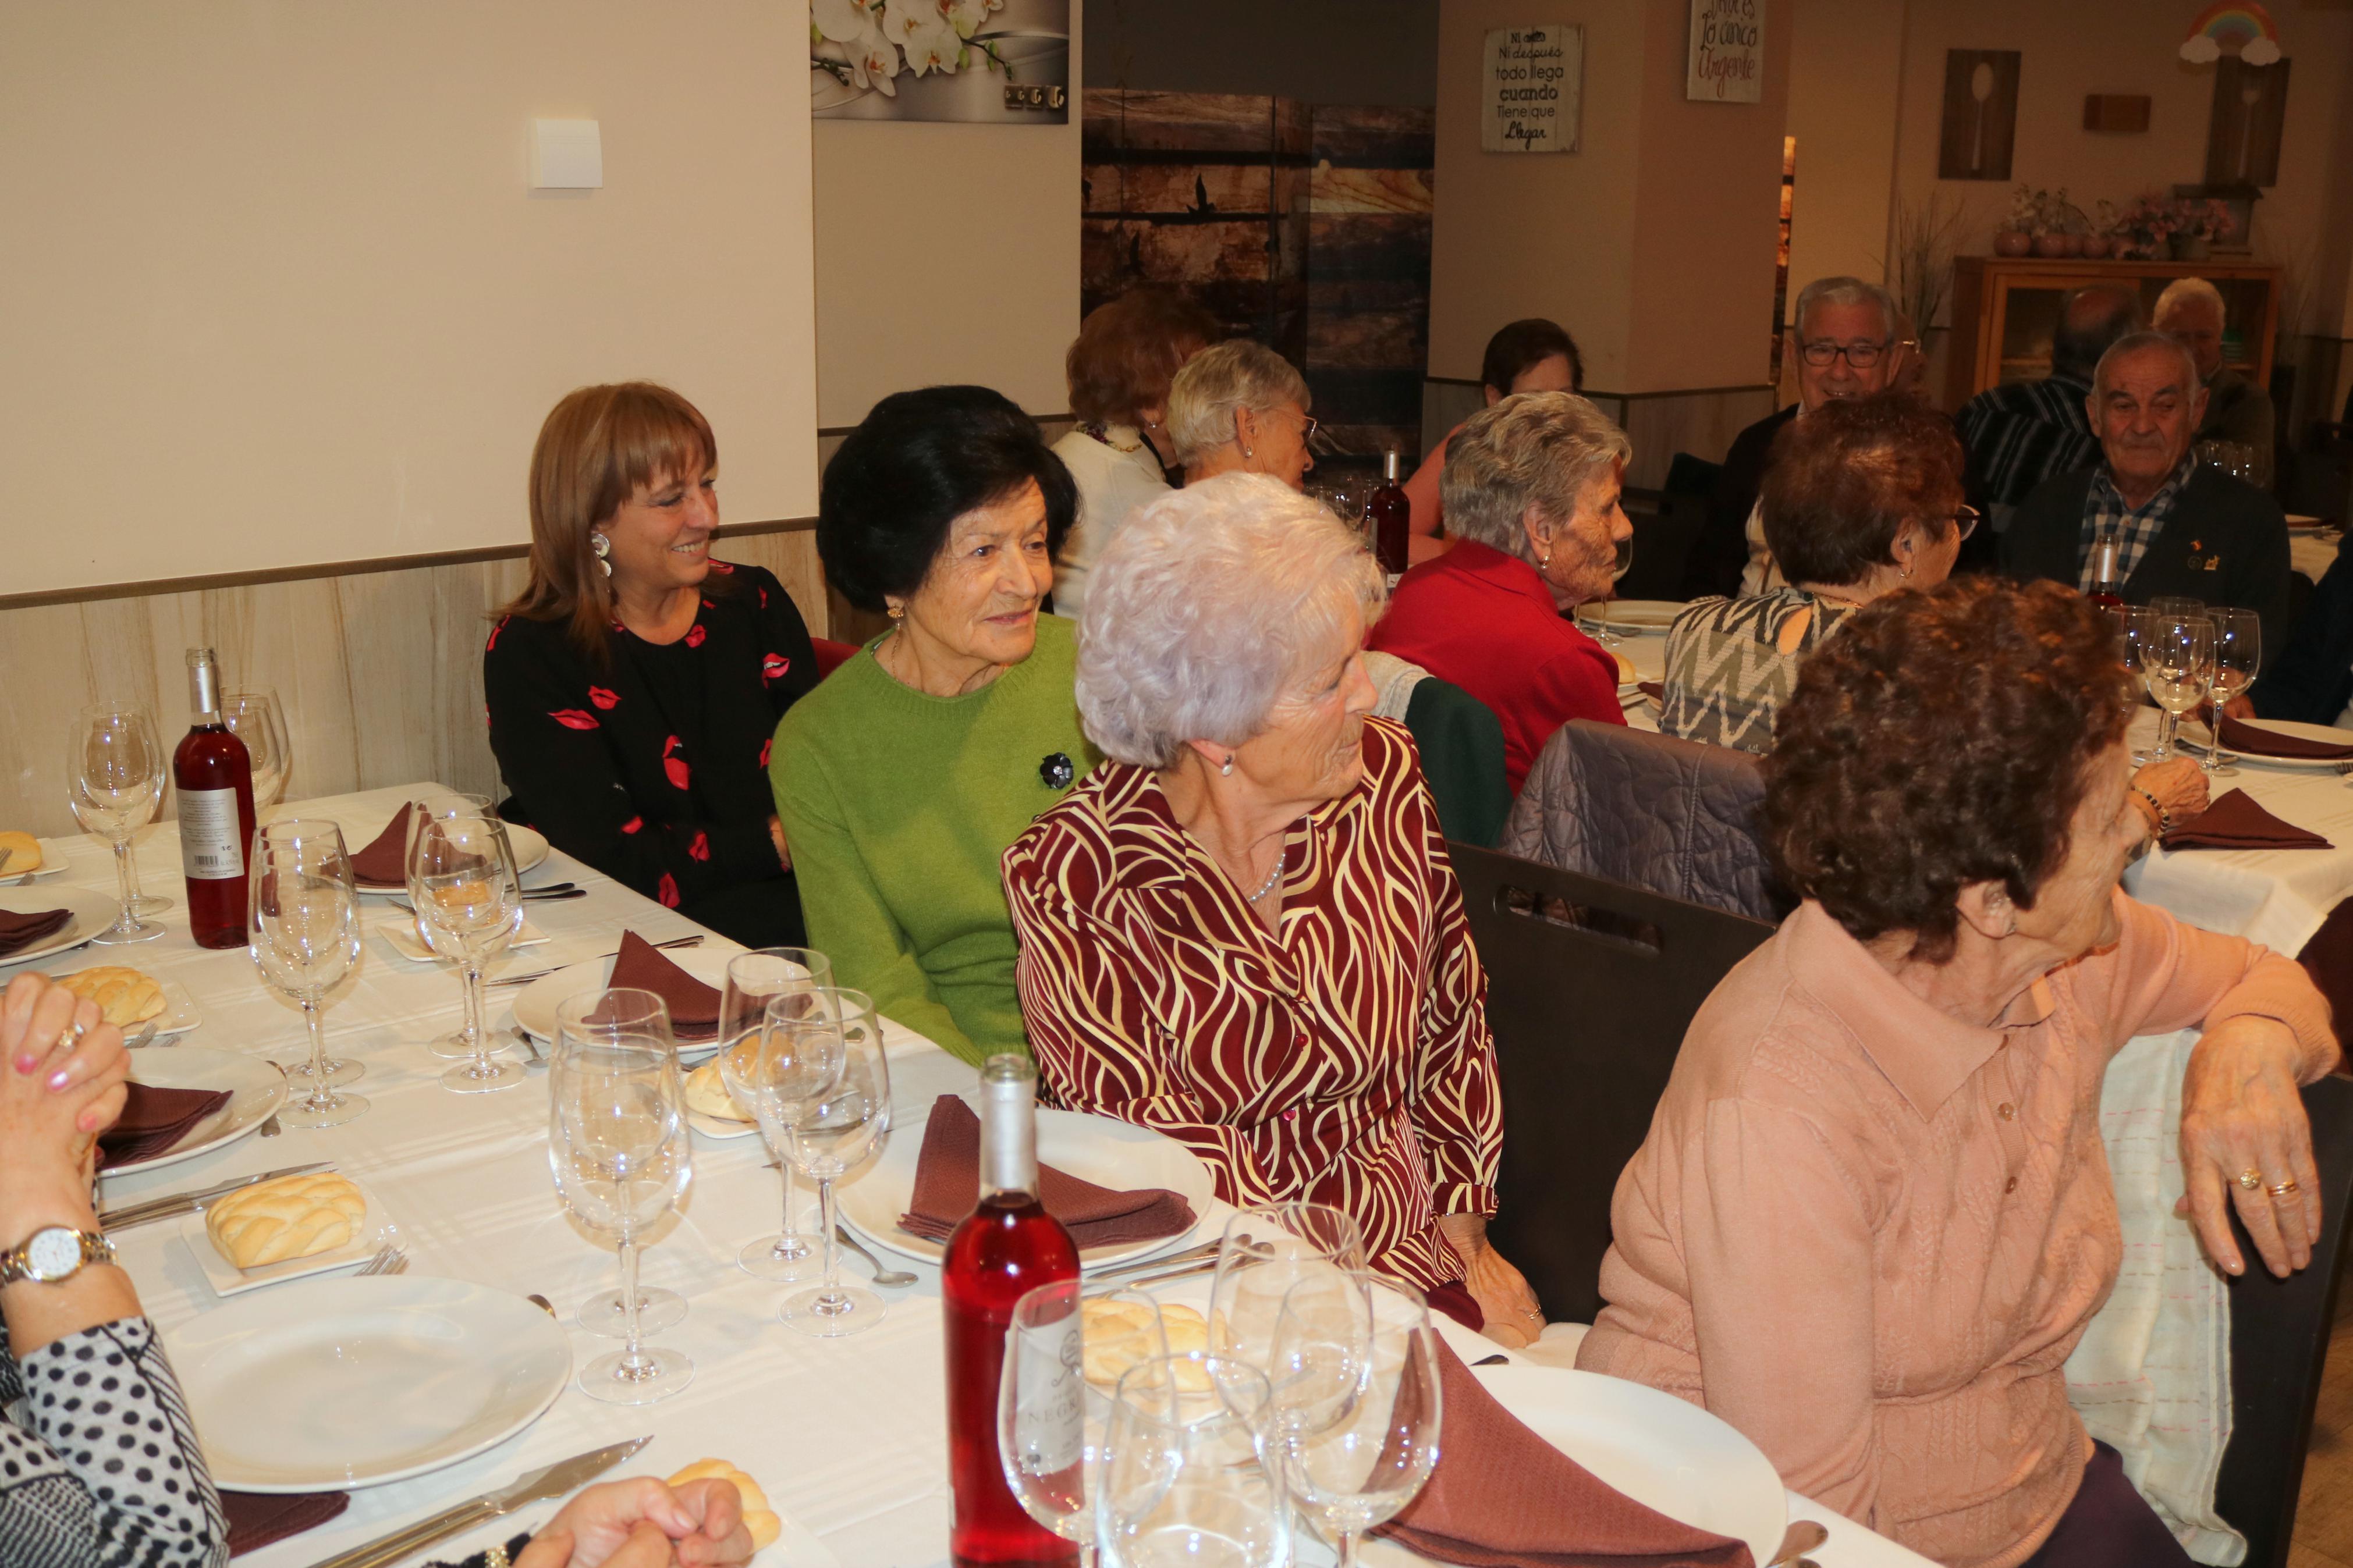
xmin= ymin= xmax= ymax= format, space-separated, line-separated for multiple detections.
xmin=484 ymin=383 xmax=818 ymax=947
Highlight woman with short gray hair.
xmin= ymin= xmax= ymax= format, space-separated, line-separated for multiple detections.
xmin=1370 ymin=391 xmax=1635 ymax=792
xmin=1165 ymin=340 xmax=1317 ymax=490
xmin=1003 ymin=472 xmax=1541 ymax=1342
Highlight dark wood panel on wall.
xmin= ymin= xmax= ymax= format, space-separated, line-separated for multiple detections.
xmin=1081 ymin=90 xmax=1432 ymax=461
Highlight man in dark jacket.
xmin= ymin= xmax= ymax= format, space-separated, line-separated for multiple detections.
xmin=2003 ymin=330 xmax=2291 ymax=667
xmin=2253 ymin=531 xmax=2353 ymax=723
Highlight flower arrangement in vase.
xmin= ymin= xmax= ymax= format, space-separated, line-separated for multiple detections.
xmin=1993 ymin=184 xmax=2038 ymax=257
xmin=2107 ymin=194 xmax=2239 ymax=261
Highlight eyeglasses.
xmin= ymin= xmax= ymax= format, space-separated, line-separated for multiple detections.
xmin=1297 ymin=413 xmax=1321 ymax=443
xmin=1797 ymin=338 xmax=1892 ymax=369
xmin=1951 ymin=506 xmax=1981 ymax=541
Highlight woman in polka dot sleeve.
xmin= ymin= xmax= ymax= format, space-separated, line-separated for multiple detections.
xmin=2 ymin=973 xmax=227 ymax=1568
xmin=485 ymin=384 xmax=819 ymax=947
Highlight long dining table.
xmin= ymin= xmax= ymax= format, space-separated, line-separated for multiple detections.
xmin=12 ymin=782 xmax=1935 ymax=1567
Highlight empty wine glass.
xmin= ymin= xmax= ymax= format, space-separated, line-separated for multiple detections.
xmin=1209 ymin=1200 xmax=1371 ymax=1373
xmin=1098 ymin=1353 xmax=1286 ymax=1568
xmin=253 ymin=820 xmax=364 ymax=1089
xmin=223 ymin=691 xmax=291 ymax=810
xmin=403 ymin=792 xmax=506 ymax=1061
xmin=1268 ymin=1271 xmax=1443 ymax=1566
xmin=770 ymin=987 xmax=892 ymax=1338
xmin=999 ymin=1281 xmax=1169 ymax=1565
xmin=565 ymin=987 xmax=688 ymax=1340
xmin=549 ymin=990 xmax=694 ymax=1405
xmin=717 ymin=948 xmax=834 ymax=1280
xmin=2120 ymin=607 xmax=2159 ymax=765
xmin=1591 ymin=533 xmax=1637 ymax=647
xmin=2138 ymin=613 xmax=2215 ymax=763
xmin=406 ymin=797 xmax=524 ymax=1094
xmin=2203 ymin=608 xmax=2262 ymax=776
xmin=66 ymin=704 xmax=167 ymax=944
xmin=247 ymin=821 xmax=366 ymax=1128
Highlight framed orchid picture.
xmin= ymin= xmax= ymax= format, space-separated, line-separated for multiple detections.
xmin=812 ymin=0 xmax=1070 ymax=123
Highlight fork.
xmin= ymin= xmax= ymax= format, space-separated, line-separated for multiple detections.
xmin=354 ymin=1245 xmax=407 ymax=1277
xmin=489 ymin=934 xmax=705 ymax=987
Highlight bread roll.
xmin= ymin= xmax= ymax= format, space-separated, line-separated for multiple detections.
xmin=55 ymin=966 xmax=165 ymax=1027
xmin=205 ymin=1172 xmax=367 ymax=1269
xmin=666 ymin=1459 xmax=781 ymax=1550
xmin=1080 ymin=1299 xmax=1211 ymax=1390
xmin=684 ymin=1062 xmax=752 ymax=1122
xmin=0 ymin=830 xmax=40 ymax=876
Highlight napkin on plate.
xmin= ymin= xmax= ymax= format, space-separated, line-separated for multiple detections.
xmin=223 ymin=1489 xmax=352 ymax=1557
xmin=2162 ymin=788 xmax=2333 ymax=852
xmin=1637 ymin=681 xmax=1664 ymax=705
xmin=0 ymin=906 xmax=71 ymax=957
xmin=1372 ymin=1337 xmax=1754 ymax=1567
xmin=601 ymin=930 xmax=721 ymax=1042
xmin=2217 ymin=714 xmax=2353 ymax=762
xmin=897 ymin=1095 xmax=1197 ymax=1246
xmin=346 ymin=802 xmax=416 ymax=888
xmin=97 ymin=1083 xmax=233 ymax=1169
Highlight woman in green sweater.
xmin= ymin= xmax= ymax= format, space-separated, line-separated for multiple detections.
xmin=771 ymin=386 xmax=1098 ymax=1065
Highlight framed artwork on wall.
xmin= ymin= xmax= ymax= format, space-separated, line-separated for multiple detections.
xmin=1936 ymin=49 xmax=2021 ymax=181
xmin=2204 ymin=57 xmax=2290 ymax=188
xmin=810 ymin=0 xmax=1069 ymax=124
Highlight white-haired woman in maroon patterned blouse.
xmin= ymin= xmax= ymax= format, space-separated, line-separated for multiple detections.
xmin=1001 ymin=472 xmax=1541 ymax=1343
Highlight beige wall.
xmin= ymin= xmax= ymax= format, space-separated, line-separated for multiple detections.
xmin=1782 ymin=0 xmax=1907 ymax=307
xmin=0 ymin=3 xmax=819 ymax=596
xmin=811 ymin=6 xmax=1085 ymax=425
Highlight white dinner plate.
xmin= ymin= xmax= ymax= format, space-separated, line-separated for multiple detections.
xmin=345 ymin=820 xmax=550 ymax=896
xmin=836 ymin=1103 xmax=1214 ymax=1270
xmin=509 ymin=948 xmax=733 ymax=1054
xmin=40 ymin=969 xmax=202 ymax=1041
xmin=0 ymin=887 xmax=119 ymax=968
xmin=376 ymin=918 xmax=550 ymax=963
xmin=2286 ymin=513 xmax=2328 ymax=531
xmin=689 ymin=1108 xmax=761 ymax=1141
xmin=2180 ymin=717 xmax=2353 ymax=769
xmin=1465 ymin=1366 xmax=1784 ymax=1567
xmin=164 ymin=1275 xmax=572 ymax=1492
xmin=107 ymin=1048 xmax=289 ymax=1176
xmin=1574 ymin=600 xmax=1685 ymax=634
xmin=179 ymin=1179 xmax=402 ymax=1297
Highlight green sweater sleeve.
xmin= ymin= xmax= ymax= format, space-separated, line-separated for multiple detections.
xmin=771 ymin=730 xmax=982 ymax=1064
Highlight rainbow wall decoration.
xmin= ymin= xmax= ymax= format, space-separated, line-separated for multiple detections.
xmin=2180 ymin=2 xmax=2283 ymax=66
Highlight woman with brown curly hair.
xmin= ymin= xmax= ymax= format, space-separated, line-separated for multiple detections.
xmin=1577 ymin=577 xmax=2337 ymax=1568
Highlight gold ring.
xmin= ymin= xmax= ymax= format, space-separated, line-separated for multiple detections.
xmin=2270 ymin=1180 xmax=2301 ymax=1198
xmin=55 ymin=1018 xmax=87 ymax=1053
xmin=2238 ymin=1168 xmax=2264 ymax=1191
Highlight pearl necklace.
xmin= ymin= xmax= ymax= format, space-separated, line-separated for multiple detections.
xmin=1243 ymin=853 xmax=1286 ymax=904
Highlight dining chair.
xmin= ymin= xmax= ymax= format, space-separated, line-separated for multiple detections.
xmin=1449 ymin=841 xmax=1775 ymax=1323
xmin=2213 ymin=1071 xmax=2353 ymax=1568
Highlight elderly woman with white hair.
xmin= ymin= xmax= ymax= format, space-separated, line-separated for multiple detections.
xmin=1165 ymin=340 xmax=1316 ymax=490
xmin=1370 ymin=391 xmax=1634 ymax=794
xmin=1001 ymin=472 xmax=1542 ymax=1342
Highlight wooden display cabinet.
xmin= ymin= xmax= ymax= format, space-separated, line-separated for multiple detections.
xmin=1945 ymin=255 xmax=2279 ymax=409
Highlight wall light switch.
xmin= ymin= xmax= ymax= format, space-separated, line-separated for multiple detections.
xmin=530 ymin=119 xmax=602 ymax=190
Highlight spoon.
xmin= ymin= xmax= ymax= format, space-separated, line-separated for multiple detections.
xmin=833 ymin=1224 xmax=918 ymax=1288
xmin=1768 ymin=1521 xmax=1830 ymax=1567
xmin=526 ymin=1293 xmax=558 ymax=1318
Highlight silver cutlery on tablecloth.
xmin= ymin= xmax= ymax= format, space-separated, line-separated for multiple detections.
xmin=305 ymin=1435 xmax=652 ymax=1568
xmin=97 ymin=1162 xmax=335 ymax=1231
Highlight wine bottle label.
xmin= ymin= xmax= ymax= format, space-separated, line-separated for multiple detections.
xmin=1008 ymin=1320 xmax=1085 ymax=1475
xmin=178 ymin=787 xmax=245 ymax=880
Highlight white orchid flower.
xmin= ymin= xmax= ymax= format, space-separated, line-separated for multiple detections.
xmin=938 ymin=0 xmax=1002 ymax=40
xmin=852 ymin=20 xmax=901 ymax=93
xmin=811 ymin=0 xmax=872 ymax=44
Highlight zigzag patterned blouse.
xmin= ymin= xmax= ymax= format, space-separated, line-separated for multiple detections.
xmin=1659 ymin=588 xmax=1858 ymax=757
xmin=1002 ymin=719 xmax=1502 ymax=1292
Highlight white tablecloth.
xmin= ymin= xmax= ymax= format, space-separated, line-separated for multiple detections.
xmin=2290 ymin=528 xmax=2339 ymax=584
xmin=13 ymin=783 xmax=1928 ymax=1568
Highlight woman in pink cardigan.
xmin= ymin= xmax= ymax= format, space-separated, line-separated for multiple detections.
xmin=1577 ymin=577 xmax=2337 ymax=1568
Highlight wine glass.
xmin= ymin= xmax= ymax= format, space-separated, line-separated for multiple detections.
xmin=999 ymin=1280 xmax=1169 ymax=1565
xmin=247 ymin=821 xmax=366 ymax=1128
xmin=2120 ymin=607 xmax=2159 ymax=765
xmin=1209 ymin=1200 xmax=1371 ymax=1373
xmin=771 ymin=987 xmax=892 ymax=1337
xmin=406 ymin=797 xmax=525 ymax=1093
xmin=66 ymin=704 xmax=167 ymax=944
xmin=1590 ymin=532 xmax=1637 ymax=647
xmin=549 ymin=990 xmax=694 ymax=1405
xmin=2203 ymin=608 xmax=2262 ymax=776
xmin=562 ymin=989 xmax=689 ymax=1339
xmin=1268 ymin=1271 xmax=1443 ymax=1567
xmin=253 ymin=820 xmax=364 ymax=1089
xmin=403 ymin=792 xmax=506 ymax=1061
xmin=2148 ymin=595 xmax=2207 ymax=619
xmin=1098 ymin=1353 xmax=1286 ymax=1568
xmin=717 ymin=948 xmax=834 ymax=1279
xmin=2138 ymin=614 xmax=2215 ymax=764
xmin=223 ymin=691 xmax=290 ymax=810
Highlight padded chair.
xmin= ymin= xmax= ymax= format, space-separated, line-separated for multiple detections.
xmin=1451 ymin=841 xmax=1775 ymax=1323
xmin=2213 ymin=1071 xmax=2353 ymax=1568
xmin=1613 ymin=487 xmax=1708 ymax=603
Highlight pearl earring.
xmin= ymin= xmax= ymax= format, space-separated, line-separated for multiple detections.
xmin=590 ymin=532 xmax=612 ymax=578
xmin=1241 ymin=445 xmax=1254 ymax=458
xmin=1536 ymin=541 xmax=1551 ymax=567
xmin=1220 ymin=756 xmax=1235 ymax=776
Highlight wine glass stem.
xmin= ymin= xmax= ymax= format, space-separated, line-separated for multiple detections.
xmin=109 ymin=840 xmax=136 ymax=929
xmin=779 ymin=1161 xmax=800 ymax=1242
xmin=300 ymin=998 xmax=331 ymax=1107
xmin=2156 ymin=706 xmax=2178 ymax=760
xmin=122 ymin=842 xmax=147 ymax=903
xmin=616 ymin=1233 xmax=648 ymax=1374
xmin=1337 ymin=1530 xmax=1360 ymax=1568
xmin=817 ymin=1175 xmax=842 ymax=1302
xmin=461 ymin=962 xmax=488 ymax=1076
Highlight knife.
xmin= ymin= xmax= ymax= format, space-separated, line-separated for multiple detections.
xmin=307 ymin=1436 xmax=652 ymax=1568
xmin=96 ymin=1161 xmax=335 ymax=1231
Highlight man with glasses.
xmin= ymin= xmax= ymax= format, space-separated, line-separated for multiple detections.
xmin=1683 ymin=278 xmax=1953 ymax=599
xmin=2004 ymin=330 xmax=2290 ymax=668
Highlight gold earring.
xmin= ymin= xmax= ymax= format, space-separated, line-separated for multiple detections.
xmin=886 ymin=603 xmax=905 ymax=621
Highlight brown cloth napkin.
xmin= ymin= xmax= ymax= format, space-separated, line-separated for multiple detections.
xmin=896 ymin=1095 xmax=1197 ymax=1247
xmin=347 ymin=802 xmax=416 ymax=887
xmin=1636 ymin=681 xmax=1664 ymax=705
xmin=602 ymin=929 xmax=721 ymax=1042
xmin=2217 ymin=713 xmax=2353 ymax=761
xmin=0 ymin=906 xmax=72 ymax=957
xmin=1373 ymin=1338 xmax=1754 ymax=1567
xmin=2162 ymin=788 xmax=2333 ymax=852
xmin=97 ymin=1083 xmax=232 ymax=1169
xmin=224 ymin=1489 xmax=352 ymax=1557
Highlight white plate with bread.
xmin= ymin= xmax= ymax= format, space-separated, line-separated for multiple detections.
xmin=682 ymin=1058 xmax=762 ymax=1140
xmin=179 ymin=1173 xmax=400 ymax=1296
xmin=0 ymin=830 xmax=64 ymax=881
xmin=54 ymin=964 xmax=200 ymax=1041
xmin=113 ymin=1048 xmax=288 ymax=1176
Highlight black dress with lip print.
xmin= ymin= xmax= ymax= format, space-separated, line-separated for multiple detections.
xmin=483 ymin=560 xmax=820 ymax=947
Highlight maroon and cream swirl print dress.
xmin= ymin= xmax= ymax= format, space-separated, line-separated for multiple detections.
xmin=1002 ymin=717 xmax=1502 ymax=1293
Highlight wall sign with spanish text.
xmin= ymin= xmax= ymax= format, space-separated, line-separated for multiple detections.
xmin=1481 ymin=25 xmax=1582 ymax=153
xmin=1687 ymin=0 xmax=1763 ymax=103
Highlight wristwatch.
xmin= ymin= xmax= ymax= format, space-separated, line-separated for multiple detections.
xmin=0 ymin=1226 xmax=116 ymax=1286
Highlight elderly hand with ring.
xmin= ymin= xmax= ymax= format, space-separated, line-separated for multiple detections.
xmin=2177 ymin=1014 xmax=2325 ymax=1277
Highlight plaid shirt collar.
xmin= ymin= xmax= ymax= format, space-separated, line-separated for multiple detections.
xmin=2079 ymin=454 xmax=2196 ymax=590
